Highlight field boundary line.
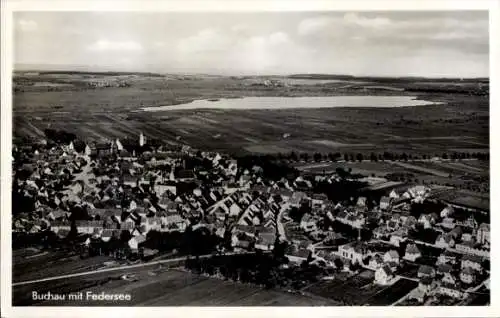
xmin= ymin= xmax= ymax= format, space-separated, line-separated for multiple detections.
xmin=13 ymin=252 xmax=252 ymax=287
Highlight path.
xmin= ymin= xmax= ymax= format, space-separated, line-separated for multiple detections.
xmin=277 ymin=203 xmax=290 ymax=242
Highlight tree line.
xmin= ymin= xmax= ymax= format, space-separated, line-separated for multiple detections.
xmin=251 ymin=151 xmax=489 ymax=163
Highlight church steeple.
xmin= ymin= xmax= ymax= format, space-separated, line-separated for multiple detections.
xmin=139 ymin=132 xmax=146 ymax=147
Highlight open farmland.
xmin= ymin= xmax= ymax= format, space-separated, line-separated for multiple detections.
xmin=293 ymin=159 xmax=489 ymax=207
xmin=364 ymin=279 xmax=418 ymax=305
xmin=303 ymin=271 xmax=416 ymax=306
xmin=13 ymin=249 xmax=117 ymax=283
xmin=13 ymin=72 xmax=489 ymax=158
xmin=430 ymin=189 xmax=490 ymax=212
xmin=302 ymin=270 xmax=413 ymax=306
xmin=13 ymin=268 xmax=335 ymax=306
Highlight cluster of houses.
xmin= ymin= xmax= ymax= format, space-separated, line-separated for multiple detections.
xmin=13 ymin=134 xmax=310 ymax=256
xmin=13 ymin=134 xmax=490 ymax=304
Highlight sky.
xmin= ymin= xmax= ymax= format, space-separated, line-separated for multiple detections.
xmin=14 ymin=11 xmax=489 ymax=77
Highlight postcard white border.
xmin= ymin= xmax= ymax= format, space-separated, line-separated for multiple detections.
xmin=1 ymin=0 xmax=499 ymax=317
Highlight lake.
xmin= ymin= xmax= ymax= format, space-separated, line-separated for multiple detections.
xmin=141 ymin=96 xmax=440 ymax=112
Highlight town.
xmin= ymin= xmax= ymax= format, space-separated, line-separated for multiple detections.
xmin=12 ymin=129 xmax=490 ymax=306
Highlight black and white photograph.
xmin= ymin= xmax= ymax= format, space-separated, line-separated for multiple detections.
xmin=1 ymin=0 xmax=498 ymax=316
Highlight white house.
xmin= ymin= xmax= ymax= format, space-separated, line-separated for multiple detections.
xmin=389 ymin=229 xmax=407 ymax=247
xmin=154 ymin=183 xmax=177 ymax=196
xmin=440 ymin=206 xmax=454 ymax=218
xmin=418 ymin=214 xmax=437 ymax=229
xmin=374 ymin=265 xmax=394 ymax=285
xmin=461 ymin=233 xmax=474 ymax=243
xmin=128 ymin=234 xmax=146 ymax=251
xmin=337 ymin=243 xmax=368 ymax=265
xmin=383 ymin=250 xmax=400 ymax=265
xmin=389 ymin=189 xmax=399 ymax=199
xmin=229 ymin=202 xmax=242 ymax=218
xmin=476 ymin=223 xmax=490 ymax=245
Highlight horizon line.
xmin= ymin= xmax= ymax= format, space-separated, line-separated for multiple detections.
xmin=13 ymin=65 xmax=490 ymax=81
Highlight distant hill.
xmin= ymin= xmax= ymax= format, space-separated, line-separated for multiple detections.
xmin=287 ymin=74 xmax=489 ymax=83
xmin=14 ymin=64 xmax=165 ymax=77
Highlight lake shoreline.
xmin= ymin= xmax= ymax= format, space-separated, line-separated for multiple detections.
xmin=141 ymin=96 xmax=442 ymax=112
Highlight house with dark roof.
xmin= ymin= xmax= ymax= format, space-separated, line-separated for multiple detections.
xmin=449 ymin=226 xmax=463 ymax=240
xmin=403 ymin=215 xmax=417 ymax=229
xmin=56 ymin=228 xmax=71 ymax=239
xmin=461 ymin=254 xmax=483 ymax=272
xmin=437 ymin=263 xmax=453 ymax=275
xmin=435 ymin=233 xmax=455 ymax=249
xmin=368 ymin=254 xmax=384 ymax=270
xmin=460 ymin=267 xmax=476 ymax=284
xmin=101 ymin=229 xmax=115 ymax=242
xmin=417 ymin=265 xmax=436 ymax=279
xmin=404 ymin=244 xmax=422 ymax=262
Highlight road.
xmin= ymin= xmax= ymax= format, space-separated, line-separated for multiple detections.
xmin=12 ymin=251 xmax=252 ymax=287
xmin=276 ymin=203 xmax=290 ymax=242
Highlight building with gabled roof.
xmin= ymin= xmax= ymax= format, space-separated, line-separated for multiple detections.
xmin=374 ymin=265 xmax=394 ymax=285
xmin=128 ymin=234 xmax=146 ymax=250
xmin=404 ymin=244 xmax=422 ymax=262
